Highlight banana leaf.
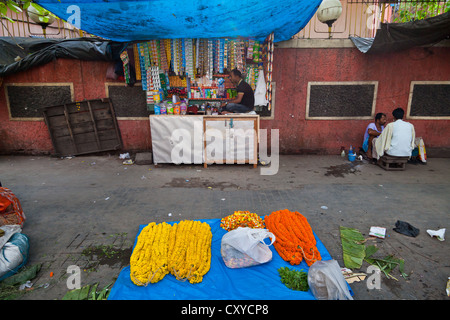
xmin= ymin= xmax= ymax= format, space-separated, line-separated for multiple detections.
xmin=340 ymin=226 xmax=366 ymax=269
xmin=62 ymin=282 xmax=113 ymax=300
xmin=0 ymin=264 xmax=42 ymax=288
xmin=62 ymin=284 xmax=91 ymax=300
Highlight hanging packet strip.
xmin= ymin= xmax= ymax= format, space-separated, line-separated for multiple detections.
xmin=177 ymin=39 xmax=182 ymax=75
xmin=208 ymin=40 xmax=213 ymax=77
xmin=120 ymin=51 xmax=130 ymax=84
xmin=219 ymin=39 xmax=225 ymax=74
xmin=164 ymin=39 xmax=171 ymax=73
xmin=133 ymin=44 xmax=141 ymax=81
xmin=182 ymin=39 xmax=186 ymax=72
xmin=224 ymin=39 xmax=228 ymax=69
xmin=137 ymin=43 xmax=147 ymax=90
xmin=185 ymin=39 xmax=194 ymax=77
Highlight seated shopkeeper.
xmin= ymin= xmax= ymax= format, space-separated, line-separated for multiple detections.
xmin=220 ymin=69 xmax=255 ymax=114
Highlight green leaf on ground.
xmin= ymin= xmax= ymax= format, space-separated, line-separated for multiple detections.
xmin=340 ymin=226 xmax=366 ymax=269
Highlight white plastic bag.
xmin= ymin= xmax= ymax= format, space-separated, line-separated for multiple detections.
xmin=417 ymin=137 xmax=427 ymax=163
xmin=426 ymin=228 xmax=445 ymax=241
xmin=0 ymin=232 xmax=29 ymax=280
xmin=221 ymin=227 xmax=275 ymax=268
xmin=307 ymin=260 xmax=353 ymax=300
xmin=0 ymin=224 xmax=21 ymax=249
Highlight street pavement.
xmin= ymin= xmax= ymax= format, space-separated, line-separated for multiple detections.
xmin=0 ymin=154 xmax=449 ymax=300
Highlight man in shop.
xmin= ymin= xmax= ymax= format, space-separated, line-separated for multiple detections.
xmin=374 ymin=108 xmax=415 ymax=160
xmin=220 ymin=69 xmax=254 ymax=114
xmin=362 ymin=112 xmax=387 ymax=160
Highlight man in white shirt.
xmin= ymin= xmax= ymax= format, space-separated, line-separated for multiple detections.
xmin=374 ymin=108 xmax=415 ymax=159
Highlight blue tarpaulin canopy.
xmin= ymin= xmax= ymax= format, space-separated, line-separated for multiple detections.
xmin=35 ymin=0 xmax=323 ymax=42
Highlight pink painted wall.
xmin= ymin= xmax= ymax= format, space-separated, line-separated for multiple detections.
xmin=0 ymin=58 xmax=151 ymax=154
xmin=1 ymin=45 xmax=449 ymax=155
xmin=266 ymin=45 xmax=450 ymax=154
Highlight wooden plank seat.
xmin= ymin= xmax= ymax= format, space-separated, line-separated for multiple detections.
xmin=378 ymin=154 xmax=409 ymax=171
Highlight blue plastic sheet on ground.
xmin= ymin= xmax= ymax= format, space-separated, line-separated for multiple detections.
xmin=35 ymin=0 xmax=323 ymax=42
xmin=108 ymin=218 xmax=351 ymax=300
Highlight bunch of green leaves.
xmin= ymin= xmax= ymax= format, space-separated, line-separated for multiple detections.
xmin=0 ymin=1 xmax=25 ymax=22
xmin=0 ymin=1 xmax=57 ymax=23
xmin=62 ymin=282 xmax=113 ymax=300
xmin=339 ymin=226 xmax=408 ymax=280
xmin=340 ymin=226 xmax=366 ymax=269
xmin=0 ymin=263 xmax=42 ymax=300
xmin=393 ymin=0 xmax=450 ymax=23
xmin=364 ymin=245 xmax=408 ymax=281
xmin=278 ymin=267 xmax=309 ymax=291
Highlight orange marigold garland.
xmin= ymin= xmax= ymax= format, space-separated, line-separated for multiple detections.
xmin=264 ymin=209 xmax=321 ymax=266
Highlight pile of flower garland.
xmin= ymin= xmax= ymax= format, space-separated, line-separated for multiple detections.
xmin=168 ymin=220 xmax=212 ymax=284
xmin=264 ymin=209 xmax=321 ymax=266
xmin=130 ymin=220 xmax=212 ymax=286
xmin=220 ymin=211 xmax=265 ymax=231
xmin=129 ymin=222 xmax=171 ymax=285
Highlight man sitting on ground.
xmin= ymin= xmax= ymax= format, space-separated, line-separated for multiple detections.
xmin=220 ymin=69 xmax=254 ymax=114
xmin=362 ymin=112 xmax=386 ymax=160
xmin=374 ymin=108 xmax=415 ymax=160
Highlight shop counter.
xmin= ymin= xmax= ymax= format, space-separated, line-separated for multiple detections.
xmin=149 ymin=114 xmax=259 ymax=167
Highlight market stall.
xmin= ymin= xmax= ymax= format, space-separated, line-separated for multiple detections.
xmin=29 ymin=0 xmax=324 ymax=163
xmin=120 ymin=37 xmax=270 ymax=108
xmin=118 ymin=37 xmax=270 ymax=165
xmin=108 ymin=210 xmax=353 ymax=300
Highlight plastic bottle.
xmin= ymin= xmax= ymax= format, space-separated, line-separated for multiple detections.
xmin=349 ymin=145 xmax=354 ymax=155
xmin=154 ymin=103 xmax=161 ymax=115
xmin=160 ymin=102 xmax=167 ymax=114
xmin=173 ymin=102 xmax=181 ymax=115
xmin=180 ymin=101 xmax=187 ymax=115
xmin=167 ymin=101 xmax=173 ymax=114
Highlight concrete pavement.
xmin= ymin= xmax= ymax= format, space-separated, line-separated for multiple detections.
xmin=0 ymin=154 xmax=449 ymax=300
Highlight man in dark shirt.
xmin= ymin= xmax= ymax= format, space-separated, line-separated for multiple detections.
xmin=220 ymin=69 xmax=254 ymax=114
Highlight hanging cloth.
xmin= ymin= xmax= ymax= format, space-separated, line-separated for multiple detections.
xmin=254 ymin=69 xmax=268 ymax=106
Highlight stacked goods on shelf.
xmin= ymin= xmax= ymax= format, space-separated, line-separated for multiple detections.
xmin=121 ymin=37 xmax=273 ymax=111
xmin=264 ymin=209 xmax=321 ymax=266
xmin=132 ymin=38 xmax=266 ymax=87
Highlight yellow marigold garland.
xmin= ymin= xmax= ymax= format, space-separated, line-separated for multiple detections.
xmin=169 ymin=220 xmax=212 ymax=284
xmin=130 ymin=220 xmax=212 ymax=286
xmin=130 ymin=222 xmax=171 ymax=285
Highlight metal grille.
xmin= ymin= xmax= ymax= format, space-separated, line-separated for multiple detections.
xmin=0 ymin=5 xmax=92 ymax=39
xmin=293 ymin=0 xmax=449 ymax=39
